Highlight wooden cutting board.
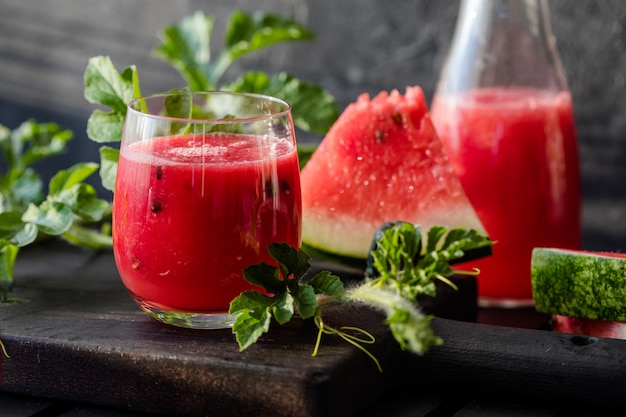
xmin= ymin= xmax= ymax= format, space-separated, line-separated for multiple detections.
xmin=0 ymin=240 xmax=475 ymax=417
xmin=2 ymin=240 xmax=626 ymax=416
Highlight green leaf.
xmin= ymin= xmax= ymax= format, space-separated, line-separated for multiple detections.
xmin=17 ymin=120 xmax=73 ymax=167
xmin=242 ymin=263 xmax=284 ymax=295
xmin=297 ymin=143 xmax=317 ymax=170
xmin=232 ymin=308 xmax=272 ymax=351
xmin=98 ymin=146 xmax=120 ymax=192
xmin=62 ymin=223 xmax=112 ymax=251
xmin=153 ymin=11 xmax=214 ymax=91
xmin=272 ymin=292 xmax=294 ymax=325
xmin=227 ymin=72 xmax=339 ymax=135
xmin=267 ymin=242 xmax=311 ymax=280
xmin=0 ymin=243 xmax=19 ymax=285
xmin=293 ymin=284 xmax=317 ymax=319
xmin=386 ymin=307 xmax=442 ymax=354
xmin=0 ymin=211 xmax=38 ymax=247
xmin=86 ymin=110 xmax=125 ymax=144
xmin=225 ymin=11 xmax=314 ymax=58
xmin=230 ymin=290 xmax=276 ymax=350
xmin=57 ymin=183 xmax=110 ymax=223
xmin=6 ymin=168 xmax=43 ymax=212
xmin=48 ymin=163 xmax=99 ymax=197
xmin=84 ymin=56 xmax=137 ymax=113
xmin=308 ymin=271 xmax=344 ymax=296
xmin=22 ymin=201 xmax=73 ymax=236
xmin=229 ymin=290 xmax=275 ymax=314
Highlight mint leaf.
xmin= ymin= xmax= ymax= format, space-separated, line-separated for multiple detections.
xmin=232 ymin=308 xmax=272 ymax=351
xmin=227 ymin=72 xmax=339 ymax=135
xmin=224 ymin=11 xmax=314 ymax=59
xmin=84 ymin=55 xmax=138 ymax=114
xmin=272 ymin=292 xmax=295 ymax=325
xmin=57 ymin=183 xmax=110 ymax=223
xmin=230 ymin=290 xmax=276 ymax=350
xmin=49 ymin=163 xmax=99 ymax=197
xmin=267 ymin=241 xmax=311 ymax=281
xmin=84 ymin=56 xmax=141 ymax=191
xmin=292 ymin=284 xmax=317 ymax=319
xmin=0 ymin=211 xmax=37 ymax=247
xmin=0 ymin=243 xmax=18 ymax=287
xmin=308 ymin=271 xmax=344 ymax=296
xmin=17 ymin=120 xmax=73 ymax=167
xmin=46 ymin=163 xmax=109 ymax=223
xmin=386 ymin=304 xmax=441 ymax=353
xmin=214 ymin=11 xmax=314 ymax=84
xmin=98 ymin=146 xmax=120 ymax=192
xmin=5 ymin=169 xmax=43 ymax=212
xmin=22 ymin=202 xmax=73 ymax=236
xmin=153 ymin=11 xmax=214 ymax=91
xmin=84 ymin=56 xmax=140 ymax=147
xmin=229 ymin=290 xmax=275 ymax=314
xmin=86 ymin=110 xmax=125 ymax=144
xmin=242 ymin=262 xmax=284 ymax=294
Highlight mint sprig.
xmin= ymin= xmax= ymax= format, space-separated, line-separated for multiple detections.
xmin=84 ymin=10 xmax=339 ymax=191
xmin=230 ymin=243 xmax=344 ymax=350
xmin=229 ymin=223 xmax=492 ymax=371
xmin=0 ymin=120 xmax=112 ymax=300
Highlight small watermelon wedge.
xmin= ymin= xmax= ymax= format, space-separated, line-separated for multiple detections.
xmin=531 ymin=248 xmax=626 ymax=322
xmin=551 ymin=315 xmax=626 ymax=340
xmin=300 ymin=86 xmax=488 ymax=266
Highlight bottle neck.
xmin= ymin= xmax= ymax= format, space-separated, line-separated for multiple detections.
xmin=438 ymin=0 xmax=568 ymax=94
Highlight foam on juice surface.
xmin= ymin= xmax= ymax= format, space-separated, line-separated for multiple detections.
xmin=123 ymin=133 xmax=295 ymax=165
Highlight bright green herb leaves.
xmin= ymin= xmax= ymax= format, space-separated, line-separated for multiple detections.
xmin=231 ymin=223 xmax=492 ymax=369
xmin=84 ymin=56 xmax=138 ymax=191
xmin=355 ymin=222 xmax=492 ymax=355
xmin=0 ymin=121 xmax=110 ymax=292
xmin=154 ymin=10 xmax=315 ymax=91
xmin=229 ymin=243 xmax=343 ymax=350
xmin=84 ymin=11 xmax=339 ymax=191
xmin=366 ymin=222 xmax=493 ymax=299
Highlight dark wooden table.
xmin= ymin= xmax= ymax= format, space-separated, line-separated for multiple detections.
xmin=1 ymin=240 xmax=625 ymax=417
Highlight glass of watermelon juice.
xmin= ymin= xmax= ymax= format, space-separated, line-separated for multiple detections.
xmin=113 ymin=91 xmax=302 ymax=329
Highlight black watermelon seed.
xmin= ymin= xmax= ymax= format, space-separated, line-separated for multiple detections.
xmin=155 ymin=166 xmax=163 ymax=180
xmin=391 ymin=112 xmax=404 ymax=126
xmin=151 ymin=201 xmax=163 ymax=213
xmin=281 ymin=180 xmax=291 ymax=195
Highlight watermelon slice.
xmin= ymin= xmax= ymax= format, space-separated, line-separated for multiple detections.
xmin=531 ymin=247 xmax=626 ymax=339
xmin=531 ymin=248 xmax=626 ymax=321
xmin=300 ymin=86 xmax=488 ymax=266
xmin=551 ymin=315 xmax=626 ymax=340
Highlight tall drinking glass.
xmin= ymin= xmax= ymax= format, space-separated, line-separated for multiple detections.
xmin=113 ymin=91 xmax=302 ymax=329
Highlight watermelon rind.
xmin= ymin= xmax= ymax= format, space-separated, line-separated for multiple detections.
xmin=531 ymin=248 xmax=626 ymax=322
xmin=304 ymin=221 xmax=493 ymax=272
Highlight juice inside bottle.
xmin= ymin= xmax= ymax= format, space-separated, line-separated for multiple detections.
xmin=431 ymin=87 xmax=580 ymax=305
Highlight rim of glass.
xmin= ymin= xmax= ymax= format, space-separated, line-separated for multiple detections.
xmin=126 ymin=90 xmax=292 ymax=123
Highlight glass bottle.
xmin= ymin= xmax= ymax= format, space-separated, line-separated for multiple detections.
xmin=430 ymin=0 xmax=581 ymax=307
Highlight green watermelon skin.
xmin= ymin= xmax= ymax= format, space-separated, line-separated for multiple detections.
xmin=300 ymin=86 xmax=486 ymax=260
xmin=531 ymin=248 xmax=626 ymax=321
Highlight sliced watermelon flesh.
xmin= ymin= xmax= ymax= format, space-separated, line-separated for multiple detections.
xmin=552 ymin=315 xmax=626 ymax=340
xmin=300 ymin=86 xmax=487 ymax=261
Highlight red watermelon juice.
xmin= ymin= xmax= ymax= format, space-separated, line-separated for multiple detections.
xmin=431 ymin=88 xmax=581 ymax=306
xmin=113 ymin=133 xmax=302 ymax=315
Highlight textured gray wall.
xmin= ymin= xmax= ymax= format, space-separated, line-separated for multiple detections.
xmin=0 ymin=0 xmax=625 ymax=249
